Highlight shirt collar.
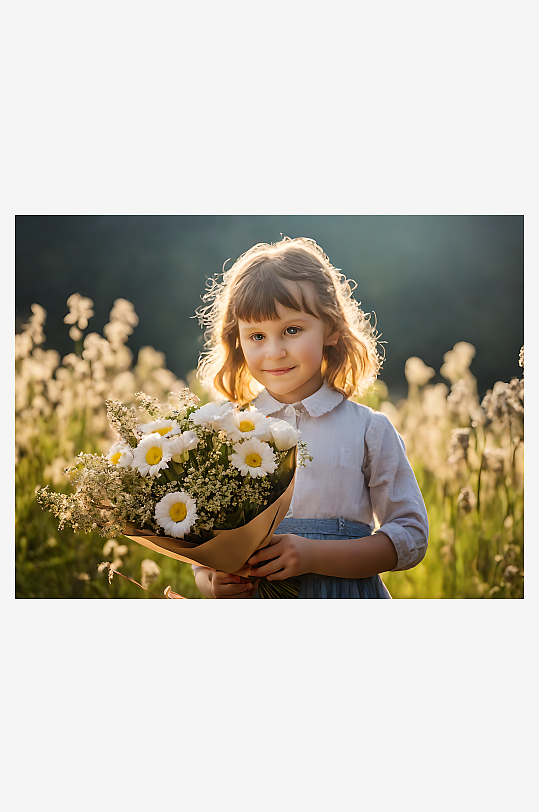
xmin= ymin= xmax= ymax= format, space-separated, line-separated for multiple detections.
xmin=252 ymin=379 xmax=344 ymax=417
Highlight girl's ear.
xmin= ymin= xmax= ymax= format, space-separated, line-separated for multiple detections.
xmin=324 ymin=329 xmax=340 ymax=347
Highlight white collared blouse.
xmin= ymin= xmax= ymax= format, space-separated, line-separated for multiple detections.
xmin=250 ymin=379 xmax=429 ymax=571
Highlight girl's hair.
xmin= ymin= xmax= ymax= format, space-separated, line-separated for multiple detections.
xmin=196 ymin=236 xmax=383 ymax=405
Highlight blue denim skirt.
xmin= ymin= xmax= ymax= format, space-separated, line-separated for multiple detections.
xmin=252 ymin=518 xmax=392 ymax=600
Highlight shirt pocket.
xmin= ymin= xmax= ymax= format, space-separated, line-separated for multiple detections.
xmin=339 ymin=440 xmax=362 ymax=471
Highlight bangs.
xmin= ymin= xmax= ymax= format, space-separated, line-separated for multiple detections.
xmin=232 ymin=262 xmax=318 ymax=323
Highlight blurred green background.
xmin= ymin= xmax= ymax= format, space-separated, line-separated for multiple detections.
xmin=16 ymin=215 xmax=523 ymax=400
xmin=15 ymin=215 xmax=524 ymax=599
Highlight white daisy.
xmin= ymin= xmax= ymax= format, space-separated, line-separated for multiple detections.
xmin=154 ymin=491 xmax=198 ymax=539
xmin=132 ymin=433 xmax=173 ymax=476
xmin=189 ymin=401 xmax=234 ymax=430
xmin=106 ymin=441 xmax=134 ymax=468
xmin=216 ymin=408 xmax=274 ymax=443
xmin=139 ymin=418 xmax=180 ymax=438
xmin=268 ymin=419 xmax=302 ymax=451
xmin=230 ymin=437 xmax=277 ymax=478
xmin=165 ymin=430 xmax=199 ymax=462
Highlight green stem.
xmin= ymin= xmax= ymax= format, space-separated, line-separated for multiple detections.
xmin=508 ymin=423 xmax=516 ymax=487
xmin=503 ymin=476 xmax=512 ymax=521
xmin=451 ymin=496 xmax=460 ymax=597
xmin=490 ymin=560 xmax=501 ymax=593
xmin=476 ymin=425 xmax=486 ymax=515
xmin=109 ymin=569 xmax=162 ymax=598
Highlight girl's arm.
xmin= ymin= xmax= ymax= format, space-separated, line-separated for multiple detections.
xmin=248 ymin=531 xmax=397 ymax=580
xmin=249 ymin=412 xmax=428 ymax=581
xmin=307 ymin=531 xmax=398 ymax=578
xmin=360 ymin=411 xmax=429 ymax=571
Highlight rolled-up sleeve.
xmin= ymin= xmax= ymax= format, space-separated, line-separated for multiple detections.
xmin=362 ymin=412 xmax=429 ymax=571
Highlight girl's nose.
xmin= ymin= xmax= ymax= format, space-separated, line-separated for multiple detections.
xmin=265 ymin=342 xmax=286 ymax=361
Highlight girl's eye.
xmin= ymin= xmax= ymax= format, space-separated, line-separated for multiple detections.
xmin=249 ymin=326 xmax=302 ymax=341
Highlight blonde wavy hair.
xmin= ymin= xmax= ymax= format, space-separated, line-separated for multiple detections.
xmin=196 ymin=236 xmax=383 ymax=405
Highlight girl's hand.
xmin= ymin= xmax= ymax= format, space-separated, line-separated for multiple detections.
xmin=248 ymin=534 xmax=311 ymax=580
xmin=211 ymin=570 xmax=257 ymax=599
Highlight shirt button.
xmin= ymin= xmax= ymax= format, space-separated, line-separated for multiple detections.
xmin=285 ymin=406 xmax=295 ymax=416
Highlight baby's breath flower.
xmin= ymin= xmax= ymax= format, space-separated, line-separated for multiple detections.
xmin=481 ymin=378 xmax=522 ymax=435
xmin=168 ymin=387 xmax=201 ymax=412
xmin=135 ymin=392 xmax=165 ymax=419
xmin=64 ymin=293 xmax=95 ymax=330
xmin=482 ymin=447 xmax=505 ymax=474
xmin=440 ymin=342 xmax=476 ymax=384
xmin=297 ymin=440 xmax=313 ymax=467
xmin=457 ymin=485 xmax=477 ymax=513
xmin=503 ymin=564 xmax=520 ymax=583
xmin=507 ymin=377 xmax=524 ymax=414
xmin=405 ymin=356 xmax=435 ymax=387
xmin=448 ymin=428 xmax=471 ymax=462
xmin=103 ymin=539 xmax=128 ymax=558
xmin=481 ymin=382 xmax=509 ymax=424
xmin=109 ymin=298 xmax=139 ymax=328
xmin=98 ymin=562 xmax=115 ymax=584
xmin=15 ymin=330 xmax=34 ymax=361
xmin=447 ymin=378 xmax=478 ymax=421
xmin=82 ymin=332 xmax=116 ymax=366
xmin=103 ymin=300 xmax=139 ymax=349
xmin=141 ymin=559 xmax=161 ymax=590
xmin=106 ymin=399 xmax=141 ymax=447
xmin=103 ymin=321 xmax=130 ymax=349
xmin=22 ymin=303 xmax=47 ymax=347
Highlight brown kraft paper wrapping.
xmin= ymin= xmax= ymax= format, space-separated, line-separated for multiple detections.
xmin=121 ymin=472 xmax=295 ymax=578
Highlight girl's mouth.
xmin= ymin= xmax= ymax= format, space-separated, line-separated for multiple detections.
xmin=265 ymin=367 xmax=295 ymax=375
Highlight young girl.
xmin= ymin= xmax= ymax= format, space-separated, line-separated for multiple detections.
xmin=192 ymin=236 xmax=428 ymax=599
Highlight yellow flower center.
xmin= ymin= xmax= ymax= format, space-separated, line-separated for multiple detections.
xmin=239 ymin=420 xmax=256 ymax=433
xmin=146 ymin=447 xmax=163 ymax=466
xmin=245 ymin=453 xmax=262 ymax=468
xmin=169 ymin=502 xmax=187 ymax=522
xmin=110 ymin=451 xmax=121 ymax=465
xmin=156 ymin=426 xmax=172 ymax=436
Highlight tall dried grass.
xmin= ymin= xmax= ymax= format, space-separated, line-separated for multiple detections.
xmin=16 ymin=300 xmax=523 ymax=599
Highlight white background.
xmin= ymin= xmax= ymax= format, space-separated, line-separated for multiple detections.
xmin=5 ymin=2 xmax=534 ymax=810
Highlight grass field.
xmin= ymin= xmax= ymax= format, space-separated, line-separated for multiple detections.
xmin=16 ymin=297 xmax=523 ymax=599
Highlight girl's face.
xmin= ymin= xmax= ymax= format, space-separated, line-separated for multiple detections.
xmin=238 ymin=284 xmax=338 ymax=404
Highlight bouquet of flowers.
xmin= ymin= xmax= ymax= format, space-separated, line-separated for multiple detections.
xmin=37 ymin=388 xmax=312 ymax=598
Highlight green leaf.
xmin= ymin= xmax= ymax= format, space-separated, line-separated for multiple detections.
xmin=223 ymin=502 xmax=245 ymax=525
xmin=219 ymin=443 xmax=229 ymax=465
